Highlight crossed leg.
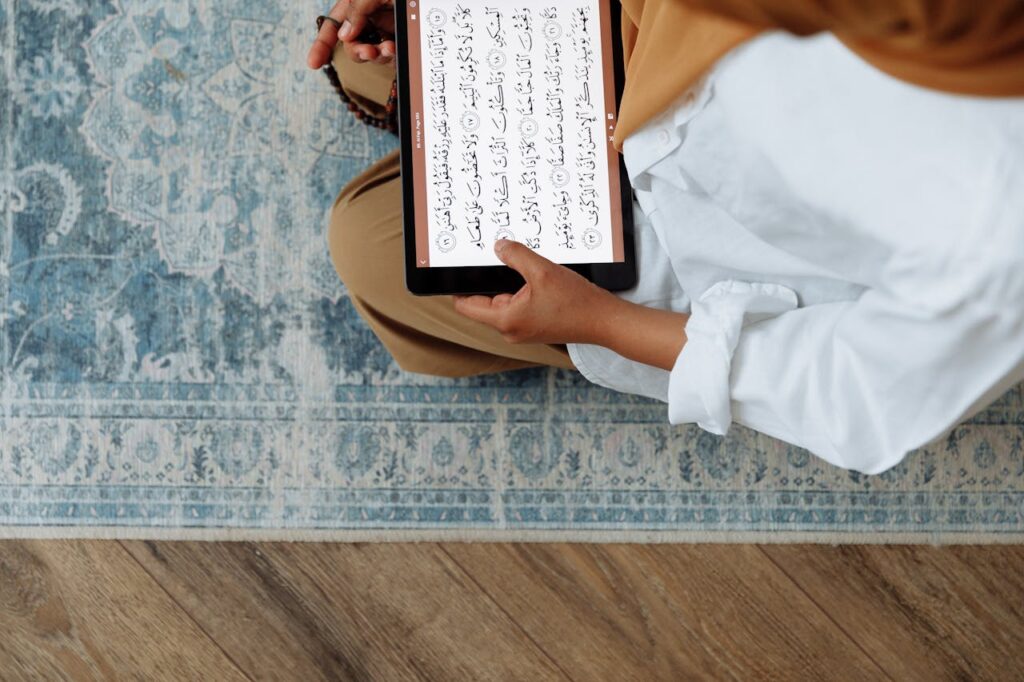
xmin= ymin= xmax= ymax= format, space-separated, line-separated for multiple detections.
xmin=328 ymin=150 xmax=575 ymax=377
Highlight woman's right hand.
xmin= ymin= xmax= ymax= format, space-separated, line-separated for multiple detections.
xmin=307 ymin=0 xmax=397 ymax=70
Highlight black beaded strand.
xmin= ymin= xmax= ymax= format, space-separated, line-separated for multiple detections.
xmin=317 ymin=16 xmax=399 ymax=135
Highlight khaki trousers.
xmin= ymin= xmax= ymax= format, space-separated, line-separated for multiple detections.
xmin=326 ymin=52 xmax=575 ymax=378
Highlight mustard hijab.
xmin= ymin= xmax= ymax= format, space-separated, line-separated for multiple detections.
xmin=614 ymin=0 xmax=1024 ymax=149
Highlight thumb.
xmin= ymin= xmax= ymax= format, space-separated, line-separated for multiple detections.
xmin=494 ymin=240 xmax=551 ymax=281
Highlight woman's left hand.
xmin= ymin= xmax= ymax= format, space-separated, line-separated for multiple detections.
xmin=308 ymin=0 xmax=396 ymax=69
xmin=454 ymin=240 xmax=620 ymax=346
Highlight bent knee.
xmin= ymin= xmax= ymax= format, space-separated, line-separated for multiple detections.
xmin=327 ymin=178 xmax=403 ymax=301
xmin=328 ymin=197 xmax=361 ymax=289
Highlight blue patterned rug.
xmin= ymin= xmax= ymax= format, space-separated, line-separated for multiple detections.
xmin=1 ymin=0 xmax=1022 ymax=541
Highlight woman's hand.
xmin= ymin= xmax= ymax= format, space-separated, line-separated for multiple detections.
xmin=308 ymin=0 xmax=397 ymax=70
xmin=454 ymin=240 xmax=618 ymax=346
xmin=455 ymin=240 xmax=690 ymax=371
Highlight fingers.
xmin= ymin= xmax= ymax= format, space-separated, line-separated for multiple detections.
xmin=453 ymin=295 xmax=506 ymax=327
xmin=344 ymin=0 xmax=392 ymax=43
xmin=378 ymin=40 xmax=396 ymax=62
xmin=343 ymin=40 xmax=395 ymax=64
xmin=344 ymin=40 xmax=378 ymax=63
xmin=494 ymin=240 xmax=552 ymax=282
xmin=308 ymin=0 xmax=395 ymax=68
xmin=308 ymin=24 xmax=338 ymax=69
xmin=307 ymin=0 xmax=348 ymax=69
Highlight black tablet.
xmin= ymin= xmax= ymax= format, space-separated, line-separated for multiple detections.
xmin=395 ymin=0 xmax=637 ymax=296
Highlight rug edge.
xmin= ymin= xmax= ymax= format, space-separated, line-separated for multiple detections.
xmin=1 ymin=526 xmax=1022 ymax=545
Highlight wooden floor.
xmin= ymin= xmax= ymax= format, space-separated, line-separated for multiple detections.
xmin=1 ymin=542 xmax=1022 ymax=680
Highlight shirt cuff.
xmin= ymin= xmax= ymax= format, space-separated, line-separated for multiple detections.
xmin=668 ymin=280 xmax=799 ymax=433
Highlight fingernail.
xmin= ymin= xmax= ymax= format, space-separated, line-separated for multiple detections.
xmin=494 ymin=239 xmax=507 ymax=255
xmin=338 ymin=20 xmax=353 ymax=39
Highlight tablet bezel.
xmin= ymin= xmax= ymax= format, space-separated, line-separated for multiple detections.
xmin=395 ymin=0 xmax=637 ymax=296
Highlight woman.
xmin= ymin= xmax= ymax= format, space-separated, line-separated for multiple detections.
xmin=309 ymin=0 xmax=1024 ymax=474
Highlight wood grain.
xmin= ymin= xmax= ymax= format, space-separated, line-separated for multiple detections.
xmin=0 ymin=541 xmax=246 ymax=681
xmin=762 ymin=544 xmax=1024 ymax=682
xmin=123 ymin=540 xmax=567 ymax=682
xmin=444 ymin=543 xmax=887 ymax=681
xmin=4 ymin=541 xmax=1024 ymax=681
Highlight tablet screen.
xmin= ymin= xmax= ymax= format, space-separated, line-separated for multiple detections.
xmin=404 ymin=0 xmax=626 ymax=269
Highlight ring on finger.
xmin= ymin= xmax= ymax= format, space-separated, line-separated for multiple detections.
xmin=316 ymin=15 xmax=343 ymax=32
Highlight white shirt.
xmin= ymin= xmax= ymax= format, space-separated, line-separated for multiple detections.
xmin=567 ymin=32 xmax=1024 ymax=475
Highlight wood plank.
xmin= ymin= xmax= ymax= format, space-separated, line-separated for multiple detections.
xmin=0 ymin=541 xmax=247 ymax=681
xmin=762 ymin=545 xmax=1024 ymax=681
xmin=11 ymin=540 xmax=1020 ymax=681
xmin=123 ymin=541 xmax=568 ymax=682
xmin=444 ymin=543 xmax=887 ymax=680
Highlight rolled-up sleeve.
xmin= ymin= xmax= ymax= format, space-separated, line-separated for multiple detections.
xmin=668 ymin=280 xmax=797 ymax=432
xmin=668 ymin=270 xmax=1024 ymax=474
